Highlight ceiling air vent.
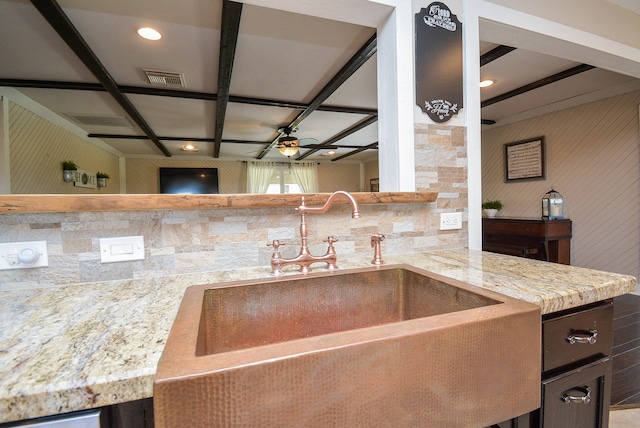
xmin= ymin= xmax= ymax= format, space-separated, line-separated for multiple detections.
xmin=65 ymin=114 xmax=132 ymax=127
xmin=143 ymin=69 xmax=186 ymax=87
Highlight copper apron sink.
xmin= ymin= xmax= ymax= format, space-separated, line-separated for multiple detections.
xmin=155 ymin=264 xmax=541 ymax=428
xmin=197 ymin=267 xmax=500 ymax=355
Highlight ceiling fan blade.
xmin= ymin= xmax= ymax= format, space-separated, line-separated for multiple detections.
xmin=298 ymin=137 xmax=318 ymax=143
xmin=299 ymin=144 xmax=339 ymax=149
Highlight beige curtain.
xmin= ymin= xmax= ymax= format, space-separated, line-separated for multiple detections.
xmin=246 ymin=161 xmax=276 ymax=193
xmin=291 ymin=162 xmax=319 ymax=193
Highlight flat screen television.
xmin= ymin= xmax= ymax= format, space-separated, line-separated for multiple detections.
xmin=159 ymin=168 xmax=219 ymax=194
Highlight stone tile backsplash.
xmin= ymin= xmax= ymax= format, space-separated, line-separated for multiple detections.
xmin=0 ymin=202 xmax=466 ymax=290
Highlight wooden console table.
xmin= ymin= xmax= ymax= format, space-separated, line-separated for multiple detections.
xmin=482 ymin=218 xmax=572 ymax=265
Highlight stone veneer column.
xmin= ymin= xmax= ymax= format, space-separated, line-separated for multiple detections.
xmin=414 ymin=123 xmax=468 ymax=248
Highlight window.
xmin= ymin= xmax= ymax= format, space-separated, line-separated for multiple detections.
xmin=246 ymin=161 xmax=318 ymax=194
xmin=266 ymin=167 xmax=302 ymax=194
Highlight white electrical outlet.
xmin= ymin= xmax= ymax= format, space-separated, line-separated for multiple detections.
xmin=440 ymin=212 xmax=462 ymax=230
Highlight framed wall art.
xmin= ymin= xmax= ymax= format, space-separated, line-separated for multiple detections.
xmin=504 ymin=136 xmax=546 ymax=182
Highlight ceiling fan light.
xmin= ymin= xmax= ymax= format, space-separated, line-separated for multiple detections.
xmin=279 ymin=145 xmax=299 ymax=157
xmin=278 ymin=135 xmax=299 ymax=157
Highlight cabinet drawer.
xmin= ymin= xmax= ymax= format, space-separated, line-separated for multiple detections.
xmin=483 ymin=220 xmax=545 ymax=238
xmin=543 ymin=301 xmax=613 ymax=373
xmin=540 ymin=357 xmax=611 ymax=428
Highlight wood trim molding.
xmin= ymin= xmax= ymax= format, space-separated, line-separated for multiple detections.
xmin=0 ymin=192 xmax=438 ymax=213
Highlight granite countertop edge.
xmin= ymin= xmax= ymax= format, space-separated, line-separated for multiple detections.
xmin=0 ymin=249 xmax=636 ymax=423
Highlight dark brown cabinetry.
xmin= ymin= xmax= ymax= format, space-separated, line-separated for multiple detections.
xmin=534 ymin=300 xmax=613 ymax=428
xmin=539 ymin=358 xmax=611 ymax=427
xmin=482 ymin=218 xmax=572 ymax=264
xmin=494 ymin=300 xmax=614 ymax=428
xmin=104 ymin=398 xmax=154 ymax=428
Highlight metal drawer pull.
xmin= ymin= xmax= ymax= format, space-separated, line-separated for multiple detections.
xmin=566 ymin=329 xmax=598 ymax=345
xmin=562 ymin=386 xmax=591 ymax=404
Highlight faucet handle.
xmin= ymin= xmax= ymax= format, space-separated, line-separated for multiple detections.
xmin=267 ymin=240 xmax=285 ymax=251
xmin=371 ymin=233 xmax=385 ymax=245
xmin=323 ymin=236 xmax=339 ymax=245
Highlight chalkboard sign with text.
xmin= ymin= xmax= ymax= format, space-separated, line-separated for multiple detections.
xmin=415 ymin=2 xmax=463 ymax=123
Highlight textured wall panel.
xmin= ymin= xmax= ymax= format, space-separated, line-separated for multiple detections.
xmin=9 ymin=102 xmax=120 ymax=194
xmin=482 ymin=90 xmax=640 ymax=278
xmin=317 ymin=163 xmax=360 ymax=192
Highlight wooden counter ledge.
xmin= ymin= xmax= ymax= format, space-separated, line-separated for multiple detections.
xmin=0 ymin=191 xmax=438 ymax=213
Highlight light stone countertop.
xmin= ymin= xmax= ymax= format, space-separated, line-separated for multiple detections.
xmin=0 ymin=249 xmax=636 ymax=423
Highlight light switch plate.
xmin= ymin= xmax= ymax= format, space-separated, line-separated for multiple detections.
xmin=440 ymin=212 xmax=462 ymax=230
xmin=0 ymin=240 xmax=48 ymax=270
xmin=100 ymin=236 xmax=145 ymax=263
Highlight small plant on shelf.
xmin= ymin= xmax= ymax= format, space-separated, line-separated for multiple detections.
xmin=482 ymin=200 xmax=503 ymax=210
xmin=62 ymin=160 xmax=78 ymax=170
xmin=482 ymin=200 xmax=503 ymax=218
xmin=96 ymin=171 xmax=110 ymax=188
xmin=62 ymin=160 xmax=78 ymax=182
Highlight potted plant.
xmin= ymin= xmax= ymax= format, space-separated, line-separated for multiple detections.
xmin=96 ymin=172 xmax=110 ymax=188
xmin=62 ymin=160 xmax=78 ymax=182
xmin=482 ymin=200 xmax=503 ymax=218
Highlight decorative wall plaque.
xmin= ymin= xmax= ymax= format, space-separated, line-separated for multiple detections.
xmin=415 ymin=2 xmax=463 ymax=123
xmin=504 ymin=136 xmax=546 ymax=182
xmin=74 ymin=169 xmax=97 ymax=189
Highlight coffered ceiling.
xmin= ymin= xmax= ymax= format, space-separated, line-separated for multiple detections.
xmin=1 ymin=0 xmax=638 ymax=162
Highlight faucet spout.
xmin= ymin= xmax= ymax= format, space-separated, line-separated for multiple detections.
xmin=297 ymin=190 xmax=360 ymax=218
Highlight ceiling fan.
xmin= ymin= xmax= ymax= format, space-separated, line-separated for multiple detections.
xmin=244 ymin=126 xmax=336 ymax=158
xmin=277 ymin=127 xmax=301 ymax=157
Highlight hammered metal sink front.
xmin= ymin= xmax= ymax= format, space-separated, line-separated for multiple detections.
xmin=154 ymin=264 xmax=541 ymax=428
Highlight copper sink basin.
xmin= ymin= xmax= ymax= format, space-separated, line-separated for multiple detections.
xmin=197 ymin=266 xmax=501 ymax=355
xmin=155 ymin=264 xmax=541 ymax=427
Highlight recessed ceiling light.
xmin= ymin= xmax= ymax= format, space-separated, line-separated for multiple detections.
xmin=181 ymin=144 xmax=198 ymax=152
xmin=480 ymin=79 xmax=495 ymax=88
xmin=138 ymin=27 xmax=162 ymax=41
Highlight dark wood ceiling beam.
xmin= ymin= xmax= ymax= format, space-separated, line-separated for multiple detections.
xmin=88 ymin=133 xmax=378 ymax=150
xmin=89 ymin=134 xmax=274 ymax=145
xmin=296 ymin=115 xmax=378 ymax=160
xmin=480 ymin=45 xmax=516 ymax=66
xmin=481 ymin=63 xmax=595 ymax=108
xmin=0 ymin=78 xmax=379 ymax=117
xmin=255 ymin=33 xmax=377 ymax=159
xmin=30 ymin=0 xmax=171 ymax=157
xmin=0 ymin=79 xmax=102 ymax=91
xmin=214 ymin=0 xmax=243 ymax=158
